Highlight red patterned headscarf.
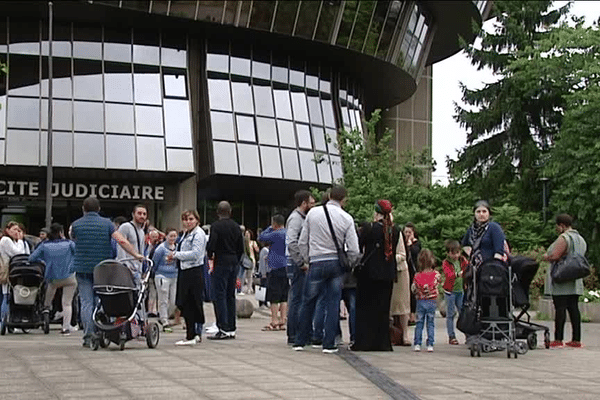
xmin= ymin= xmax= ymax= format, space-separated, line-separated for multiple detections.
xmin=375 ymin=200 xmax=393 ymax=261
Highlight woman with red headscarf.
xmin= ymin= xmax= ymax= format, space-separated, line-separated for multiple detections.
xmin=351 ymin=200 xmax=400 ymax=351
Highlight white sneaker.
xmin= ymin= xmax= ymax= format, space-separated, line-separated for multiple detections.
xmin=225 ymin=331 xmax=236 ymax=338
xmin=206 ymin=323 xmax=218 ymax=334
xmin=322 ymin=348 xmax=339 ymax=354
xmin=175 ymin=336 xmax=199 ymax=346
xmin=414 ymin=345 xmax=421 ymax=352
xmin=292 ymin=346 xmax=304 ymax=351
xmin=427 ymin=346 xmax=434 ymax=352
xmin=70 ymin=325 xmax=79 ymax=332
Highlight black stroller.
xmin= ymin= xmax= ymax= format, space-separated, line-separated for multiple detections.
xmin=1 ymin=254 xmax=49 ymax=335
xmin=91 ymin=258 xmax=159 ymax=350
xmin=467 ymin=259 xmax=528 ymax=358
xmin=511 ymin=256 xmax=551 ymax=349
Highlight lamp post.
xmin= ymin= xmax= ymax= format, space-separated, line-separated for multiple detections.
xmin=540 ymin=177 xmax=549 ymax=225
xmin=45 ymin=1 xmax=54 ymax=229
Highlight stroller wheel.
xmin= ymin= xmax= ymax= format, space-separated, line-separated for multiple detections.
xmin=544 ymin=331 xmax=550 ymax=349
xmin=527 ymin=333 xmax=537 ymax=350
xmin=99 ymin=332 xmax=110 ymax=348
xmin=0 ymin=317 xmax=6 ymax=336
xmin=476 ymin=344 xmax=481 ymax=357
xmin=146 ymin=322 xmax=160 ymax=349
xmin=43 ymin=313 xmax=50 ymax=334
xmin=21 ymin=328 xmax=30 ymax=334
xmin=119 ymin=338 xmax=126 ymax=351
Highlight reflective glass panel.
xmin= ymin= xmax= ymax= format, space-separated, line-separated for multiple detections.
xmin=161 ymin=47 xmax=187 ymax=68
xmin=307 ymin=94 xmax=323 ymax=126
xmin=105 ymin=42 xmax=131 ymax=63
xmin=7 ymin=97 xmax=39 ymax=129
xmin=299 ymin=150 xmax=318 ymax=182
xmin=256 ymin=117 xmax=278 ymax=146
xmin=272 ymin=66 xmax=288 ymax=84
xmin=0 ymin=141 xmax=4 ymax=164
xmin=40 ymin=131 xmax=73 ymax=167
xmin=260 ymin=146 xmax=282 ymax=179
xmin=0 ymin=97 xmax=6 ymax=138
xmin=74 ymin=101 xmax=104 ymax=132
xmin=164 ymin=99 xmax=192 ymax=147
xmin=321 ymin=99 xmax=336 ymax=128
xmin=290 ymin=69 xmax=304 ymax=87
xmin=291 ymin=91 xmax=309 ymax=123
xmin=106 ymin=134 xmax=136 ymax=169
xmin=280 ymin=148 xmax=300 ymax=180
xmin=277 ymin=120 xmax=295 ymax=148
xmin=336 ymin=1 xmax=360 ymax=47
xmin=253 ymin=84 xmax=275 ymax=117
xmin=317 ymin=153 xmax=332 ymax=183
xmin=73 ymin=41 xmax=102 ymax=60
xmin=41 ymin=58 xmax=72 ymax=99
xmin=8 ymin=54 xmax=40 ymax=97
xmin=314 ymin=1 xmax=342 ymax=43
xmin=134 ymin=70 xmax=162 ymax=105
xmin=348 ymin=1 xmax=377 ymax=52
xmin=41 ymin=99 xmax=72 ymax=131
xmin=295 ymin=123 xmax=312 ymax=149
xmin=377 ymin=0 xmax=403 ymax=58
xmin=238 ymin=143 xmax=261 ymax=177
xmin=167 ymin=148 xmax=194 ymax=172
xmin=236 ymin=114 xmax=256 ymax=143
xmin=311 ymin=125 xmax=327 ymax=152
xmin=249 ymin=1 xmax=276 ymax=31
xmin=207 ymin=53 xmax=229 ymax=73
xmin=73 ymin=60 xmax=103 ymax=100
xmin=135 ymin=105 xmax=164 ymax=136
xmin=208 ymin=79 xmax=232 ymax=111
xmin=74 ymin=133 xmax=104 ymax=168
xmin=210 ymin=111 xmax=236 ymax=141
xmin=133 ymin=44 xmax=160 ymax=65
xmin=164 ymin=73 xmax=187 ymax=98
xmin=326 ymin=127 xmax=339 ymax=155
xmin=273 ymin=1 xmax=300 ymax=35
xmin=231 ymin=56 xmax=251 ymax=77
xmin=306 ymin=75 xmax=319 ymax=91
xmin=213 ymin=141 xmax=239 ymax=174
xmin=104 ymin=72 xmax=133 ymax=103
xmin=331 ymin=155 xmax=343 ymax=181
xmin=252 ymin=61 xmax=270 ymax=80
xmin=273 ymin=88 xmax=292 ymax=120
xmin=105 ymin=103 xmax=134 ymax=134
xmin=231 ymin=81 xmax=254 ymax=114
xmin=5 ymin=129 xmax=39 ymax=165
xmin=137 ymin=136 xmax=166 ymax=171
xmin=295 ymin=1 xmax=320 ymax=39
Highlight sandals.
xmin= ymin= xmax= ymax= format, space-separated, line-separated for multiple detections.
xmin=449 ymin=338 xmax=459 ymax=345
xmin=262 ymin=323 xmax=279 ymax=331
xmin=277 ymin=323 xmax=286 ymax=331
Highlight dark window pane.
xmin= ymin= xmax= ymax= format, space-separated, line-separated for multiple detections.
xmin=222 ymin=1 xmax=238 ymax=24
xmin=336 ymin=1 xmax=360 ymax=47
xmin=74 ymin=101 xmax=104 ymax=132
xmin=208 ymin=79 xmax=232 ymax=111
xmin=296 ymin=123 xmax=312 ymax=149
xmin=135 ymin=105 xmax=163 ymax=136
xmin=8 ymin=54 xmax=40 ymax=97
xmin=7 ymin=97 xmax=39 ymax=129
xmin=281 ymin=148 xmax=300 ymax=180
xmin=273 ymin=88 xmax=292 ymax=120
xmin=213 ymin=141 xmax=239 ymax=174
xmin=231 ymin=80 xmax=254 ymax=114
xmin=260 ymin=146 xmax=282 ymax=179
xmin=273 ymin=1 xmax=300 ymax=36
xmin=376 ymin=0 xmax=404 ymax=58
xmin=238 ymin=143 xmax=261 ymax=177
xmin=362 ymin=1 xmax=388 ymax=55
xmin=236 ymin=114 xmax=256 ymax=143
xmin=311 ymin=125 xmax=327 ymax=152
xmin=41 ymin=23 xmax=71 ymax=58
xmin=9 ymin=19 xmax=39 ymax=56
xmin=238 ymin=1 xmax=252 ymax=27
xmin=253 ymin=84 xmax=274 ymax=117
xmin=210 ymin=111 xmax=235 ymax=141
xmin=41 ymin=58 xmax=72 ymax=99
xmin=299 ymin=150 xmax=318 ymax=182
xmin=133 ymin=28 xmax=160 ymax=65
xmin=164 ymin=99 xmax=192 ymax=147
xmin=161 ymin=32 xmax=187 ymax=68
xmin=73 ymin=24 xmax=102 ymax=60
xmin=291 ymin=90 xmax=309 ymax=123
xmin=106 ymin=103 xmax=134 ymax=134
xmin=170 ymin=0 xmax=199 ymax=19
xmin=104 ymin=62 xmax=133 ymax=103
xmin=314 ymin=1 xmax=342 ymax=43
xmin=134 ymin=65 xmax=162 ymax=105
xmin=256 ymin=117 xmax=278 ymax=145
xmin=250 ymin=1 xmax=276 ymax=31
xmin=277 ymin=120 xmax=295 ymax=148
xmin=163 ymin=72 xmax=188 ymax=98
xmin=348 ymin=1 xmax=376 ymax=52
xmin=295 ymin=1 xmax=320 ymax=39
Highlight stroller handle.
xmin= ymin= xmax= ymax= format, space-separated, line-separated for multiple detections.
xmin=117 ymin=257 xmax=153 ymax=268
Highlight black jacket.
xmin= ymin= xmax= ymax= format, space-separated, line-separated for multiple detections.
xmin=358 ymin=222 xmax=399 ymax=281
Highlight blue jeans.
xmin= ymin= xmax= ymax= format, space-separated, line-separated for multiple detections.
xmin=212 ymin=261 xmax=239 ymax=333
xmin=294 ymin=259 xmax=343 ymax=350
xmin=287 ymin=263 xmax=307 ymax=343
xmin=1 ymin=290 xmax=8 ymax=323
xmin=311 ymin=292 xmax=326 ymax=343
xmin=341 ymin=287 xmax=356 ymax=342
xmin=414 ymin=299 xmax=436 ymax=346
xmin=445 ymin=291 xmax=464 ymax=339
xmin=76 ymin=273 xmax=97 ymax=342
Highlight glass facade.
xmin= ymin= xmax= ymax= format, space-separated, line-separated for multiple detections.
xmin=206 ymin=41 xmax=352 ymax=184
xmin=98 ymin=0 xmax=437 ymax=80
xmin=0 ymin=18 xmax=194 ymax=172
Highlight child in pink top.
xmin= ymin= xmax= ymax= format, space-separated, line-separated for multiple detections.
xmin=411 ymin=249 xmax=441 ymax=352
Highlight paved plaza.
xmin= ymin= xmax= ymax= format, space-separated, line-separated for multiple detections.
xmin=1 ymin=297 xmax=599 ymax=400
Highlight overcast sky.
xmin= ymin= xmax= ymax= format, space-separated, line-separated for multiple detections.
xmin=431 ymin=1 xmax=600 ymax=185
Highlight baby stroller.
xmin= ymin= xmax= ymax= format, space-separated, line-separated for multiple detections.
xmin=467 ymin=259 xmax=528 ymax=358
xmin=91 ymin=258 xmax=159 ymax=350
xmin=1 ymin=254 xmax=49 ymax=335
xmin=511 ymin=256 xmax=551 ymax=349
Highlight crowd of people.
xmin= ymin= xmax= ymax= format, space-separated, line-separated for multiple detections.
xmin=0 ymin=188 xmax=587 ymax=351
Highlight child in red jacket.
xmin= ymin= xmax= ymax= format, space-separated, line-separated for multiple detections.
xmin=411 ymin=249 xmax=441 ymax=352
xmin=442 ymin=240 xmax=468 ymax=345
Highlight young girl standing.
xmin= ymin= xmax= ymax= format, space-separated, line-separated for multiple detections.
xmin=411 ymin=249 xmax=441 ymax=352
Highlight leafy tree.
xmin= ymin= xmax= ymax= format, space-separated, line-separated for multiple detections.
xmin=450 ymin=0 xmax=570 ymax=212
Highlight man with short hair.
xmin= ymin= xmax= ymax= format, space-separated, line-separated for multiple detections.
xmin=116 ymin=204 xmax=148 ymax=281
xmin=293 ymin=186 xmax=360 ymax=353
xmin=206 ymin=201 xmax=244 ymax=340
xmin=71 ymin=196 xmax=143 ymax=348
xmin=285 ymin=190 xmax=315 ymax=344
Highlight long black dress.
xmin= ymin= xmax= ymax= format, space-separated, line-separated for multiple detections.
xmin=351 ymin=222 xmax=399 ymax=351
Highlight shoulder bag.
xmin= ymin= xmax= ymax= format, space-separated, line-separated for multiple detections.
xmin=551 ymin=233 xmax=590 ymax=283
xmin=323 ymin=205 xmax=352 ymax=273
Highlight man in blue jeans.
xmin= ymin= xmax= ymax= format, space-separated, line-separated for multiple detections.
xmin=70 ymin=196 xmax=143 ymax=348
xmin=293 ymin=186 xmax=359 ymax=353
xmin=285 ymin=190 xmax=315 ymax=345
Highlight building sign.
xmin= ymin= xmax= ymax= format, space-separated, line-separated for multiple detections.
xmin=0 ymin=180 xmax=165 ymax=201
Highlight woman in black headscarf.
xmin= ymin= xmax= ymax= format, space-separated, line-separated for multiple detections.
xmin=351 ymin=200 xmax=399 ymax=351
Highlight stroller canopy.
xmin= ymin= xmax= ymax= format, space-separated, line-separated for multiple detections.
xmin=93 ymin=260 xmax=135 ymax=290
xmin=477 ymin=259 xmax=510 ymax=297
xmin=9 ymin=254 xmax=45 ymax=286
xmin=511 ymin=256 xmax=539 ymax=309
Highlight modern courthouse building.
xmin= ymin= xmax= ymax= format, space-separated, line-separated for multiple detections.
xmin=0 ymin=0 xmax=490 ymax=232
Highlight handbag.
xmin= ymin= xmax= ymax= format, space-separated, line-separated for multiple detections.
xmin=323 ymin=205 xmax=352 ymax=273
xmin=551 ymin=232 xmax=590 ymax=283
xmin=354 ymin=241 xmax=380 ymax=276
xmin=0 ymin=258 xmax=7 ymax=285
xmin=457 ymin=301 xmax=481 ymax=335
xmin=255 ymin=286 xmax=267 ymax=302
xmin=241 ymin=253 xmax=253 ymax=270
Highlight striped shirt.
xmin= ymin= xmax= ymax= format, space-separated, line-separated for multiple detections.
xmin=71 ymin=212 xmax=115 ymax=274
